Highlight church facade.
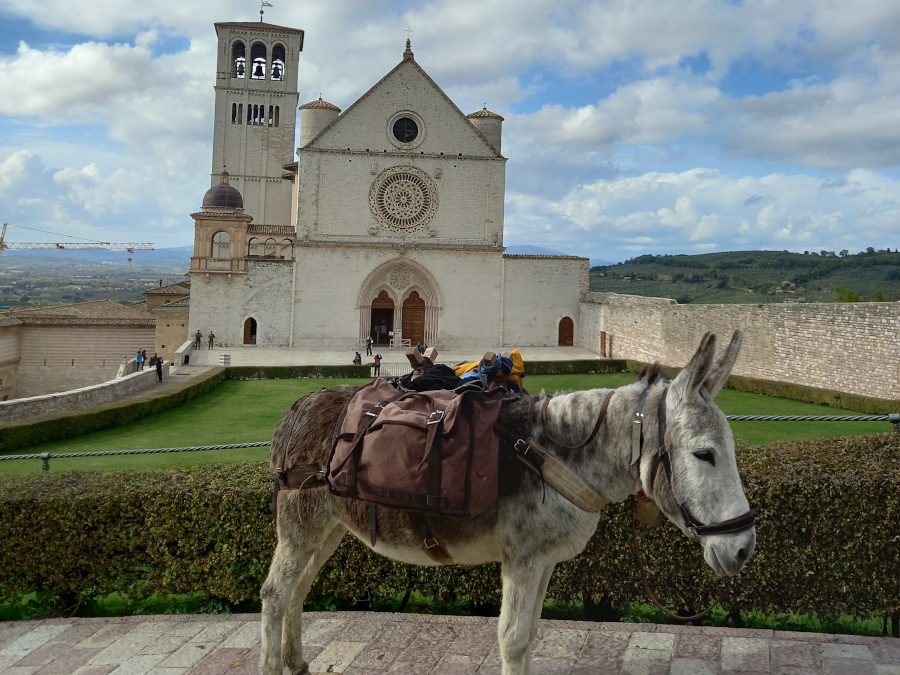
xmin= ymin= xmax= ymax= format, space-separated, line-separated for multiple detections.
xmin=188 ymin=21 xmax=587 ymax=351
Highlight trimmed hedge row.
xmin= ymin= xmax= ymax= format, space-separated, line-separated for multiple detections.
xmin=1 ymin=433 xmax=896 ymax=619
xmin=527 ymin=359 xmax=627 ymax=375
xmin=625 ymin=360 xmax=899 ymax=415
xmin=226 ymin=365 xmax=371 ymax=380
xmin=0 ymin=368 xmax=228 ymax=453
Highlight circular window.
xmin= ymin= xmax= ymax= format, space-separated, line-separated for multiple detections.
xmin=369 ymin=166 xmax=438 ymax=233
xmin=392 ymin=117 xmax=418 ymax=143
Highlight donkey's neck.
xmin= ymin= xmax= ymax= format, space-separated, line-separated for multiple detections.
xmin=539 ymin=382 xmax=657 ymax=503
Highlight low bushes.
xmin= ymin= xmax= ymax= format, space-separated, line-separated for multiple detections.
xmin=1 ymin=434 xmax=896 ymax=620
xmin=527 ymin=359 xmax=627 ymax=375
xmin=625 ymin=360 xmax=899 ymax=415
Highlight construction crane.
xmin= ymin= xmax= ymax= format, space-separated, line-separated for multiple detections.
xmin=0 ymin=223 xmax=154 ymax=254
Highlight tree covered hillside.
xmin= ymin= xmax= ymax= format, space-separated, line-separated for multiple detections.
xmin=590 ymin=249 xmax=900 ymax=304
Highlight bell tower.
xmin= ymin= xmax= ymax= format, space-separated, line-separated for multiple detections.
xmin=211 ymin=21 xmax=304 ymax=228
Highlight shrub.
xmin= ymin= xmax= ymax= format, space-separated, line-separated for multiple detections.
xmin=1 ymin=434 xmax=896 ymax=620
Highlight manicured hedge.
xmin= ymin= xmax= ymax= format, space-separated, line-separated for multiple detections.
xmin=527 ymin=359 xmax=627 ymax=375
xmin=1 ymin=433 xmax=896 ymax=620
xmin=625 ymin=360 xmax=899 ymax=415
xmin=226 ymin=365 xmax=370 ymax=380
xmin=0 ymin=368 xmax=228 ymax=453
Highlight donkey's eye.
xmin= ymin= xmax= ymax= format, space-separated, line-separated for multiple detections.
xmin=693 ymin=449 xmax=716 ymax=466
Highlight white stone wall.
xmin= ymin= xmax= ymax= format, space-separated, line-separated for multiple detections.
xmin=291 ymin=247 xmax=503 ymax=349
xmin=0 ymin=324 xmax=20 ymax=400
xmin=310 ymin=60 xmax=497 ymax=158
xmin=296 ymin=151 xmax=505 ymax=247
xmin=579 ymin=293 xmax=900 ymax=400
xmin=13 ymin=325 xmax=155 ymax=398
xmin=502 ymin=257 xmax=588 ymax=346
xmin=189 ymin=260 xmax=294 ymax=348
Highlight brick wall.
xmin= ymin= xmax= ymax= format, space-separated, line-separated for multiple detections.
xmin=14 ymin=325 xmax=156 ymax=398
xmin=578 ymin=293 xmax=899 ymax=400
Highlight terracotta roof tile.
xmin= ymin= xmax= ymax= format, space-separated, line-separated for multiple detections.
xmin=9 ymin=299 xmax=155 ymax=326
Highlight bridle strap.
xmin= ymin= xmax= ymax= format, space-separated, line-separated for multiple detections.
xmin=540 ymin=391 xmax=613 ymax=450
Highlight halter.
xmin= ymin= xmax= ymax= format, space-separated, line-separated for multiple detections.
xmin=631 ymin=384 xmax=756 ymax=538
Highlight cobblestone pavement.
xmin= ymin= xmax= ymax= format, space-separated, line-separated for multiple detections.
xmin=1 ymin=612 xmax=897 ymax=674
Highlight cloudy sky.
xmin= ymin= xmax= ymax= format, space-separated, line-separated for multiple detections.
xmin=1 ymin=0 xmax=898 ymax=263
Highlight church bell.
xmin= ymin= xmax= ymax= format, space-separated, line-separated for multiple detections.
xmin=272 ymin=63 xmax=282 ymax=79
xmin=253 ymin=62 xmax=264 ymax=78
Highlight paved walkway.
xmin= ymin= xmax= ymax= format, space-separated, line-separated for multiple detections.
xmin=0 ymin=612 xmax=896 ymax=674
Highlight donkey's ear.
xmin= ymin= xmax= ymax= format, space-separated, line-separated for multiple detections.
xmin=703 ymin=331 xmax=742 ymax=398
xmin=671 ymin=332 xmax=717 ymax=400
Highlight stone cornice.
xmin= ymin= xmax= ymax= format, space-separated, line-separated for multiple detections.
xmin=296 ymin=240 xmax=502 ymax=254
xmin=297 ymin=147 xmax=507 ymax=163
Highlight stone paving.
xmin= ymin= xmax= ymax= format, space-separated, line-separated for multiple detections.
xmin=1 ymin=612 xmax=897 ymax=674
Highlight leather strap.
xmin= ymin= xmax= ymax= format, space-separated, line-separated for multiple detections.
xmin=272 ymin=463 xmax=326 ymax=512
xmin=425 ymin=409 xmax=445 ymax=509
xmin=495 ymin=425 xmax=610 ymax=513
xmin=541 ymin=391 xmax=613 ymax=450
xmin=413 ymin=515 xmax=453 ymax=564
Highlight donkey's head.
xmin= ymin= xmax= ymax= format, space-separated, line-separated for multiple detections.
xmin=641 ymin=332 xmax=756 ymax=577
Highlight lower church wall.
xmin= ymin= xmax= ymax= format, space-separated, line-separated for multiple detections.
xmin=578 ymin=293 xmax=899 ymax=400
xmin=189 ymin=261 xmax=294 ymax=348
xmin=290 ymin=247 xmax=504 ymax=349
xmin=502 ymin=257 xmax=587 ymax=346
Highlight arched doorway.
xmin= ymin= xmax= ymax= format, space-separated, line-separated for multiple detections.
xmin=370 ymin=290 xmax=394 ymax=345
xmin=402 ymin=291 xmax=426 ymax=345
xmin=243 ymin=317 xmax=257 ymax=345
xmin=558 ymin=317 xmax=574 ymax=346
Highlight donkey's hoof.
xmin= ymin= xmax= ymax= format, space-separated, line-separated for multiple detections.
xmin=290 ymin=661 xmax=310 ymax=675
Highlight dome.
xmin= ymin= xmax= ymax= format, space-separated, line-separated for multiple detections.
xmin=202 ymin=170 xmax=243 ymax=210
xmin=299 ymin=96 xmax=341 ymax=112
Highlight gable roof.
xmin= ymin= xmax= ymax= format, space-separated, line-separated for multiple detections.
xmin=144 ymin=281 xmax=191 ymax=296
xmin=304 ymin=50 xmax=503 ymax=158
xmin=9 ymin=299 xmax=155 ymax=327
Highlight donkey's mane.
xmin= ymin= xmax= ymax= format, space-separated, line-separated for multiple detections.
xmin=638 ymin=361 xmax=670 ymax=385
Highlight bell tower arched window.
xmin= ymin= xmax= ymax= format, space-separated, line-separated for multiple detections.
xmin=250 ymin=42 xmax=267 ymax=79
xmin=232 ymin=41 xmax=246 ymax=78
xmin=212 ymin=231 xmax=231 ymax=260
xmin=264 ymin=238 xmax=277 ymax=256
xmin=248 ymin=238 xmax=260 ymax=256
xmin=271 ymin=44 xmax=285 ymax=80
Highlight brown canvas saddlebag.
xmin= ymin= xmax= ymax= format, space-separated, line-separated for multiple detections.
xmin=328 ymin=379 xmax=506 ymax=518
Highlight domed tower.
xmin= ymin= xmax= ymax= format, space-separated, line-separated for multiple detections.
xmin=189 ymin=169 xmax=253 ymax=278
xmin=466 ymin=107 xmax=504 ymax=154
xmin=299 ymin=96 xmax=341 ymax=146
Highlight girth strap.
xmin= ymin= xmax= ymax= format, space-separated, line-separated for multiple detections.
xmin=271 ymin=463 xmax=327 ymax=512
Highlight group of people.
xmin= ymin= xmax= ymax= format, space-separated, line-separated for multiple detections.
xmin=135 ymin=349 xmax=165 ymax=382
xmin=194 ymin=330 xmax=216 ymax=350
xmin=353 ymin=348 xmax=383 ymax=375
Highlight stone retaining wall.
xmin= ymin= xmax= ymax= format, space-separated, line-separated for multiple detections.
xmin=578 ymin=293 xmax=899 ymax=400
xmin=0 ymin=364 xmax=170 ymax=423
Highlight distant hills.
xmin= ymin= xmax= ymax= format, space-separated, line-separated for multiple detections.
xmin=591 ymin=250 xmax=900 ymax=304
xmin=0 ymin=246 xmax=193 ymax=268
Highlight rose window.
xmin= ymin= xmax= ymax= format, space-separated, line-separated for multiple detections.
xmin=389 ymin=267 xmax=412 ymax=290
xmin=369 ymin=166 xmax=438 ymax=233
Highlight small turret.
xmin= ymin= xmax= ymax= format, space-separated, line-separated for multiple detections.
xmin=466 ymin=107 xmax=504 ymax=154
xmin=299 ymin=96 xmax=341 ymax=146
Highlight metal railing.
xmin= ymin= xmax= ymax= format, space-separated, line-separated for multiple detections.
xmin=1 ymin=414 xmax=896 ymax=473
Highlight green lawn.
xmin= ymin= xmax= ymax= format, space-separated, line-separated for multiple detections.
xmin=0 ymin=374 xmax=888 ymax=475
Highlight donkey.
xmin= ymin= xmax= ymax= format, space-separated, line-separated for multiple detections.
xmin=260 ymin=332 xmax=756 ymax=675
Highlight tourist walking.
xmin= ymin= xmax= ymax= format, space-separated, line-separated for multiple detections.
xmin=365 ymin=336 xmax=373 ymax=356
xmin=353 ymin=352 xmax=362 ymax=365
xmin=154 ymin=354 xmax=163 ymax=382
xmin=373 ymin=353 xmax=382 ymax=376
xmin=208 ymin=332 xmax=215 ymax=349
xmin=135 ymin=350 xmax=143 ymax=371
xmin=194 ymin=330 xmax=203 ymax=349
xmin=141 ymin=349 xmax=147 ymax=370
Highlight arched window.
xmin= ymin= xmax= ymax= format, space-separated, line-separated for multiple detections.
xmin=274 ymin=106 xmax=280 ymax=127
xmin=247 ymin=104 xmax=252 ymax=125
xmin=264 ymin=238 xmax=277 ymax=256
xmin=212 ymin=231 xmax=231 ymax=260
xmin=231 ymin=102 xmax=237 ymax=124
xmin=250 ymin=42 xmax=267 ymax=79
xmin=271 ymin=44 xmax=285 ymax=80
xmin=268 ymin=105 xmax=274 ymax=126
xmin=232 ymin=41 xmax=246 ymax=78
xmin=237 ymin=103 xmax=243 ymax=124
xmin=248 ymin=238 xmax=260 ymax=256
xmin=281 ymin=239 xmax=293 ymax=259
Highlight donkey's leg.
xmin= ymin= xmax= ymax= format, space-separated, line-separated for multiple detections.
xmin=259 ymin=493 xmax=336 ymax=675
xmin=281 ymin=522 xmax=346 ymax=673
xmin=498 ymin=557 xmax=548 ymax=675
xmin=528 ymin=564 xmax=555 ymax=646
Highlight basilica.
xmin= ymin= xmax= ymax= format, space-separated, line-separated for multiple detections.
xmin=187 ymin=20 xmax=587 ymax=351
